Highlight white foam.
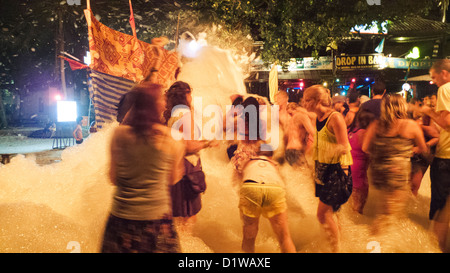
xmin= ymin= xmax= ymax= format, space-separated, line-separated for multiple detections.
xmin=0 ymin=44 xmax=443 ymax=253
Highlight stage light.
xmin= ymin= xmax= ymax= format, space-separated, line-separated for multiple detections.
xmin=402 ymin=83 xmax=411 ymax=91
xmin=84 ymin=51 xmax=91 ymax=66
xmin=323 ymin=81 xmax=328 ymax=87
xmin=54 ymin=94 xmax=62 ymax=101
xmin=365 ymin=77 xmax=370 ymax=81
xmin=57 ymin=101 xmax=77 ymax=122
xmin=299 ymin=81 xmax=304 ymax=88
xmin=351 ymin=78 xmax=356 ymax=83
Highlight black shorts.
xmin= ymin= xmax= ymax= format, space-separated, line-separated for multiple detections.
xmin=429 ymin=157 xmax=450 ymax=220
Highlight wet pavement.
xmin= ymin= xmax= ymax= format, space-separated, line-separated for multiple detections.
xmin=0 ymin=127 xmax=64 ymax=166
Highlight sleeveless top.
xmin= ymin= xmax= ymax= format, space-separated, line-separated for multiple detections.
xmin=348 ymin=128 xmax=368 ymax=161
xmin=368 ymin=124 xmax=414 ymax=191
xmin=167 ymin=107 xmax=202 ymax=166
xmin=111 ymin=125 xmax=183 ymax=221
xmin=314 ymin=112 xmax=353 ymax=166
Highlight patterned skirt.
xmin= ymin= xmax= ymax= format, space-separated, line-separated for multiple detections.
xmin=101 ymin=214 xmax=180 ymax=253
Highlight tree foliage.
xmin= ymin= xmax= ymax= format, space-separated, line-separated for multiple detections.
xmin=193 ymin=0 xmax=438 ymax=64
xmin=0 ymin=0 xmax=443 ymax=119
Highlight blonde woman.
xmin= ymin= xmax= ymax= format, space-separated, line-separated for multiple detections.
xmin=362 ymin=94 xmax=427 ymax=233
xmin=303 ymin=85 xmax=353 ymax=253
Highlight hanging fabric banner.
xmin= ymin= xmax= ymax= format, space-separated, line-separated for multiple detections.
xmin=84 ymin=9 xmax=178 ymax=85
xmin=87 ymin=69 xmax=135 ymax=129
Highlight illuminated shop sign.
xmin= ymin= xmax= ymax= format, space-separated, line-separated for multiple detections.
xmin=336 ymin=54 xmax=433 ymax=70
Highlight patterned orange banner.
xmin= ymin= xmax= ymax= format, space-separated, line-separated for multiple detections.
xmin=84 ymin=9 xmax=179 ymax=85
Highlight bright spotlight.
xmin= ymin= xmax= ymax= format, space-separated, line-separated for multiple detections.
xmin=183 ymin=40 xmax=202 ymax=58
xmin=57 ymin=101 xmax=77 ymax=122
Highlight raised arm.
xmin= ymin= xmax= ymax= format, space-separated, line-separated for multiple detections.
xmin=422 ymin=106 xmax=450 ymax=130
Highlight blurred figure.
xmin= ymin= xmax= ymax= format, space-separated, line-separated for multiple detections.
xmin=409 ymin=99 xmax=439 ymax=197
xmin=224 ymin=95 xmax=244 ymax=159
xmin=345 ymin=90 xmax=360 ymax=127
xmin=421 ymin=59 xmax=450 ymax=252
xmin=430 ymin=93 xmax=437 ymax=109
xmin=73 ymin=116 xmax=83 ymax=144
xmin=407 ymin=98 xmax=423 ymax=120
xmin=102 ymin=82 xmax=185 ymax=253
xmin=331 ymin=95 xmax=348 ymax=116
xmin=422 ymin=96 xmax=431 ymax=108
xmin=283 ymin=102 xmax=315 ymax=168
xmin=360 ymin=80 xmax=386 ymax=119
xmin=275 ymin=90 xmax=290 ymax=129
xmin=359 ymin=95 xmax=370 ymax=105
xmin=303 ymin=85 xmax=353 ymax=252
xmin=348 ymin=109 xmax=376 ymax=214
xmin=163 ymin=81 xmax=215 ymax=233
xmin=362 ymin=94 xmax=427 ymax=233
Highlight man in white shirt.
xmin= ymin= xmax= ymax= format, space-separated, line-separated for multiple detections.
xmin=422 ymin=59 xmax=450 ymax=252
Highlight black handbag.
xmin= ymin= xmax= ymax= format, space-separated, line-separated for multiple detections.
xmin=182 ymin=158 xmax=206 ymax=198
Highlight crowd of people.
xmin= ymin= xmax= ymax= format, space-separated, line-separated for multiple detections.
xmin=100 ymin=59 xmax=450 ymax=253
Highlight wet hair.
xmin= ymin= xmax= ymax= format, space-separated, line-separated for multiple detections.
xmin=125 ymin=82 xmax=164 ymax=137
xmin=431 ymin=59 xmax=450 ymax=73
xmin=163 ymin=81 xmax=192 ymax=124
xmin=241 ymin=96 xmax=262 ymax=140
xmin=379 ymin=94 xmax=408 ymax=130
xmin=232 ymin=96 xmax=244 ymax=106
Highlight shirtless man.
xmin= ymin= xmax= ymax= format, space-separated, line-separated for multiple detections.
xmin=283 ymin=102 xmax=315 ymax=168
xmin=275 ymin=91 xmax=290 ymax=129
xmin=275 ymin=91 xmax=316 ymax=167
